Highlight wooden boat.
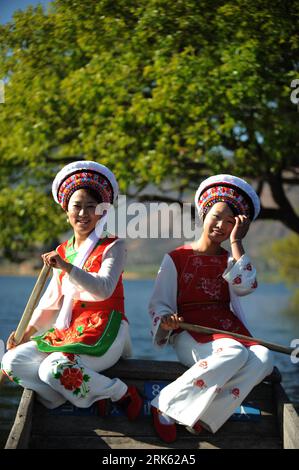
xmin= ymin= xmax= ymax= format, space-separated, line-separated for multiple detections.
xmin=5 ymin=359 xmax=299 ymax=449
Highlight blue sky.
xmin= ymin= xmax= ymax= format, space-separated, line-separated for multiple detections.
xmin=0 ymin=0 xmax=52 ymax=24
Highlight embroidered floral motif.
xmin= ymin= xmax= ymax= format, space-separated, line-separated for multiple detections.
xmin=215 ymin=347 xmax=223 ymax=354
xmin=244 ymin=263 xmax=252 ymax=271
xmin=215 ymin=387 xmax=222 ymax=394
xmin=53 ymin=357 xmax=90 ymax=398
xmin=231 ymin=387 xmax=240 ymax=399
xmin=220 ymin=319 xmax=233 ymax=330
xmin=192 ymin=257 xmax=203 ymax=267
xmin=232 ymin=275 xmax=242 ymax=285
xmin=76 ymin=325 xmax=84 ymax=336
xmin=84 ymin=255 xmax=101 ymax=273
xmin=198 ymin=360 xmax=208 ymax=369
xmin=251 ymin=279 xmax=258 ymax=289
xmin=62 ymin=353 xmax=76 ymax=362
xmin=153 ymin=316 xmax=161 ymax=326
xmin=197 ymin=278 xmax=221 ymax=298
xmin=183 ymin=273 xmax=194 ymax=284
xmin=2 ymin=369 xmax=21 ymax=385
xmin=194 ymin=379 xmax=207 ymax=389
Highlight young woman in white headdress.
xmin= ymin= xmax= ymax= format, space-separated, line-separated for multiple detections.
xmin=2 ymin=161 xmax=143 ymax=420
xmin=149 ymin=174 xmax=273 ymax=442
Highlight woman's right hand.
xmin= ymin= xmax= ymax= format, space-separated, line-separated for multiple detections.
xmin=160 ymin=314 xmax=184 ymax=331
xmin=6 ymin=326 xmax=37 ymax=350
xmin=6 ymin=331 xmax=17 ymax=350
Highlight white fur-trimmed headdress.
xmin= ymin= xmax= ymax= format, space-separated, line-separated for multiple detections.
xmin=195 ymin=174 xmax=260 ymax=221
xmin=52 ymin=160 xmax=119 ymax=210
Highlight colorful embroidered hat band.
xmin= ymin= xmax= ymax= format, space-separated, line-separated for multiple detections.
xmin=195 ymin=174 xmax=260 ymax=221
xmin=52 ymin=161 xmax=119 ymax=211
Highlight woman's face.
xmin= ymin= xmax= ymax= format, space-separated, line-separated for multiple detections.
xmin=203 ymin=202 xmax=236 ymax=244
xmin=66 ymin=189 xmax=102 ymax=236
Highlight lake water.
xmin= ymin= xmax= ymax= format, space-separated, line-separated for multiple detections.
xmin=0 ymin=276 xmax=299 ymax=448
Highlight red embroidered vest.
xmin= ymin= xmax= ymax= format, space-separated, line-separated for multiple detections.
xmin=169 ymin=245 xmax=257 ymax=347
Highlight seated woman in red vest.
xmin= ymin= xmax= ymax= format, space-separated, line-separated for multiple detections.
xmin=148 ymin=174 xmax=273 ymax=442
xmin=2 ymin=161 xmax=142 ymax=420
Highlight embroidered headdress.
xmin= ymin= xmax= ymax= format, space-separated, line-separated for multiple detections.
xmin=195 ymin=174 xmax=260 ymax=221
xmin=52 ymin=160 xmax=119 ymax=211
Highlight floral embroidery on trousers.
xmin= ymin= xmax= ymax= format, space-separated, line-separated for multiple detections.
xmin=52 ymin=354 xmax=90 ymax=398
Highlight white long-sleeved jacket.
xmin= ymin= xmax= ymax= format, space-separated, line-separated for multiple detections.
xmin=149 ymin=252 xmax=258 ymax=348
xmin=28 ymin=238 xmax=126 ymax=332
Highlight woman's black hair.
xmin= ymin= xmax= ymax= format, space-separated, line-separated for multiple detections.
xmin=202 ymin=201 xmax=239 ymax=221
xmin=65 ymin=186 xmax=103 ymax=211
xmin=81 ymin=187 xmax=103 ymax=204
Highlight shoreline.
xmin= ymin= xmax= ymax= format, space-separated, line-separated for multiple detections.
xmin=0 ymin=263 xmax=280 ymax=283
xmin=0 ymin=266 xmax=155 ymax=280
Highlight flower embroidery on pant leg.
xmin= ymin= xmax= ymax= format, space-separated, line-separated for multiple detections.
xmin=232 ymin=275 xmax=242 ymax=285
xmin=62 ymin=352 xmax=76 ymax=362
xmin=60 ymin=367 xmax=83 ymax=391
xmin=2 ymin=368 xmax=21 ymax=385
xmin=231 ymin=387 xmax=240 ymax=399
xmin=52 ymin=357 xmax=90 ymax=398
xmin=197 ymin=360 xmax=208 ymax=369
xmin=194 ymin=379 xmax=207 ymax=389
xmin=244 ymin=263 xmax=252 ymax=271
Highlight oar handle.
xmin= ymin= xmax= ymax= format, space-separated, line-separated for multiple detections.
xmin=14 ymin=264 xmax=51 ymax=344
xmin=179 ymin=322 xmax=294 ymax=356
xmin=0 ymin=264 xmax=51 ymax=386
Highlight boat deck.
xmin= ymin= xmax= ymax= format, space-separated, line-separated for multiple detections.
xmin=5 ymin=360 xmax=299 ymax=449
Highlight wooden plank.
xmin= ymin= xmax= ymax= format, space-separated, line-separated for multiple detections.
xmin=31 ymin=410 xmax=279 ymax=438
xmin=6 ymin=361 xmax=284 ymax=450
xmin=29 ymin=434 xmax=281 ymax=450
xmin=105 ymin=359 xmax=187 ymax=381
xmin=5 ymin=389 xmax=34 ymax=449
xmin=273 ymin=382 xmax=299 ymax=449
xmin=283 ymin=404 xmax=299 ymax=449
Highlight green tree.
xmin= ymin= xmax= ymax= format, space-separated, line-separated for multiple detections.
xmin=269 ymin=234 xmax=299 ymax=308
xmin=0 ymin=0 xmax=299 ymax=257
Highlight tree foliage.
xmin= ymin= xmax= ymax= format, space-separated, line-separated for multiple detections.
xmin=0 ymin=0 xmax=299 ymax=256
xmin=270 ymin=234 xmax=299 ymax=309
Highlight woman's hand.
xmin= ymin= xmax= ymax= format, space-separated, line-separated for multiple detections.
xmin=6 ymin=326 xmax=37 ymax=350
xmin=230 ymin=215 xmax=250 ymax=243
xmin=41 ymin=251 xmax=72 ymax=273
xmin=160 ymin=314 xmax=184 ymax=331
xmin=6 ymin=331 xmax=17 ymax=350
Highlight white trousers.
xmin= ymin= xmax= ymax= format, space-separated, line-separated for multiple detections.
xmin=151 ymin=332 xmax=273 ymax=433
xmin=1 ymin=321 xmax=131 ymax=409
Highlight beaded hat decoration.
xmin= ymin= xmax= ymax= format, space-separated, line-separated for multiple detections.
xmin=52 ymin=161 xmax=119 ymax=211
xmin=195 ymin=174 xmax=260 ymax=221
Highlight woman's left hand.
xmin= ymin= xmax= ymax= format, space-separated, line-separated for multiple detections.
xmin=41 ymin=251 xmax=72 ymax=273
xmin=230 ymin=215 xmax=250 ymax=243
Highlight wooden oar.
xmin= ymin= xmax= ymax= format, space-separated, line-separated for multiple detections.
xmin=0 ymin=264 xmax=51 ymax=385
xmin=180 ymin=322 xmax=295 ymax=356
